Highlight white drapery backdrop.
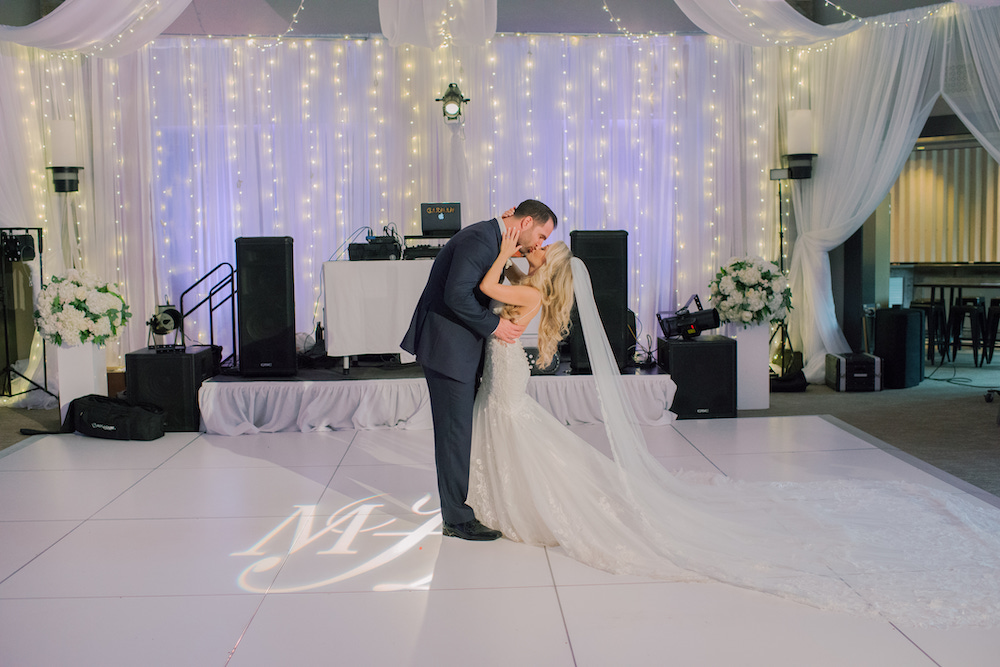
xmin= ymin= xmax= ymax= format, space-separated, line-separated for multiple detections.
xmin=135 ymin=34 xmax=778 ymax=367
xmin=5 ymin=4 xmax=1000 ymax=405
xmin=0 ymin=31 xmax=779 ymax=406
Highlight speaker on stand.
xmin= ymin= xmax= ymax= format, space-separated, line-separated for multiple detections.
xmin=569 ymin=230 xmax=630 ymax=373
xmin=236 ymin=236 xmax=297 ymax=376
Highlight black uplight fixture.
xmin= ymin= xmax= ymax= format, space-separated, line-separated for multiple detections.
xmin=436 ymin=83 xmax=469 ymax=122
xmin=47 ymin=120 xmax=83 ymax=193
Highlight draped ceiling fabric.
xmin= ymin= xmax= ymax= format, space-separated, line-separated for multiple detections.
xmin=379 ymin=0 xmax=497 ymax=49
xmin=943 ymin=4 xmax=1000 ymax=160
xmin=0 ymin=0 xmax=192 ymax=57
xmin=672 ymin=0 xmax=861 ymax=47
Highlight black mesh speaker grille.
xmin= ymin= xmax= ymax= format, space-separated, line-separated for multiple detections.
xmin=658 ymin=335 xmax=736 ymax=419
xmin=125 ymin=348 xmax=215 ymax=431
xmin=236 ymin=237 xmax=296 ymax=376
xmin=569 ymin=230 xmax=629 ymax=372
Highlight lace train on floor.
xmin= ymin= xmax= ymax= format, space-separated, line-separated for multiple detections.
xmin=467 ymin=338 xmax=1000 ymax=628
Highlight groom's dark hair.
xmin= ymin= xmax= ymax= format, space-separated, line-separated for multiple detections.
xmin=515 ymin=199 xmax=558 ymax=230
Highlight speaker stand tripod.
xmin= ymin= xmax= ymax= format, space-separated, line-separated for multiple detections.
xmin=1 ymin=227 xmax=55 ymax=400
xmin=768 ymin=180 xmax=800 ymax=378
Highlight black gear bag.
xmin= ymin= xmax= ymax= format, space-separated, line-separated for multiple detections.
xmin=59 ymin=394 xmax=167 ymax=440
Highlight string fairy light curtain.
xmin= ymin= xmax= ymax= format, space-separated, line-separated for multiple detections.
xmin=0 ymin=41 xmax=95 ymax=407
xmin=132 ymin=34 xmax=777 ymax=360
xmin=0 ymin=0 xmax=192 ymax=57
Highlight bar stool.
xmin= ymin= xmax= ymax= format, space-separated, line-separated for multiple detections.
xmin=947 ymin=296 xmax=987 ymax=367
xmin=908 ymin=300 xmax=949 ymax=364
xmin=985 ymin=298 xmax=1000 ymax=365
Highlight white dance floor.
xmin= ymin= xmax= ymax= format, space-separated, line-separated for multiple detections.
xmin=1 ymin=416 xmax=999 ymax=666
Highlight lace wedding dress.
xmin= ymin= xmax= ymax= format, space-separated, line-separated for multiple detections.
xmin=467 ymin=259 xmax=1000 ymax=628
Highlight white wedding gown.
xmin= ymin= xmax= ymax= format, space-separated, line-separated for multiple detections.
xmin=468 ymin=298 xmax=1000 ymax=628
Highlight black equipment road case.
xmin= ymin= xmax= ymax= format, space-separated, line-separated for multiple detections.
xmin=825 ymin=352 xmax=882 ymax=392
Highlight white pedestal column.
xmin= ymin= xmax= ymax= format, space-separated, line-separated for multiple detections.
xmin=57 ymin=343 xmax=108 ymax=421
xmin=734 ymin=323 xmax=770 ymax=410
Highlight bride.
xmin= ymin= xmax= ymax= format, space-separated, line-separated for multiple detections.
xmin=468 ymin=227 xmax=1000 ymax=628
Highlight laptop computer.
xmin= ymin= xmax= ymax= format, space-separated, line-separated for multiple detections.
xmin=420 ymin=203 xmax=461 ymax=238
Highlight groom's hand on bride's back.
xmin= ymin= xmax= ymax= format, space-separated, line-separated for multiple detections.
xmin=493 ymin=318 xmax=525 ymax=344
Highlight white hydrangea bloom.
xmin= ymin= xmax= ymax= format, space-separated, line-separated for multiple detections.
xmin=719 ymin=275 xmax=736 ymax=295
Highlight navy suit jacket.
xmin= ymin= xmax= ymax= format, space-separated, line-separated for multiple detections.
xmin=401 ymin=218 xmax=503 ymax=383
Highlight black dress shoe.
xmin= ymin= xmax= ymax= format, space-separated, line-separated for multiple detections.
xmin=442 ymin=518 xmax=503 ymax=541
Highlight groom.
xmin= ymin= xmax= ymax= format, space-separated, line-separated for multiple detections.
xmin=402 ymin=200 xmax=557 ymax=540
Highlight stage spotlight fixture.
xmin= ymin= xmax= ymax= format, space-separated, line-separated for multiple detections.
xmin=656 ymin=295 xmax=720 ymax=340
xmin=436 ymin=83 xmax=469 ymax=122
xmin=146 ymin=305 xmax=183 ymax=348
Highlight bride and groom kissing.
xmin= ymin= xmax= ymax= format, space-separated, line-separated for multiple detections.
xmin=400 ymin=199 xmax=1000 ymax=627
xmin=402 ymin=199 xmax=561 ymax=541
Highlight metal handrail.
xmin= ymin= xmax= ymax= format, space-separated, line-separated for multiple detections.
xmin=179 ymin=262 xmax=236 ymax=367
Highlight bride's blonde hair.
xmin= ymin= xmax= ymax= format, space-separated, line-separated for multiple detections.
xmin=501 ymin=242 xmax=574 ymax=367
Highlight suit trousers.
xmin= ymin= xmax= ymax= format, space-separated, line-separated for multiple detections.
xmin=423 ymin=366 xmax=477 ymax=525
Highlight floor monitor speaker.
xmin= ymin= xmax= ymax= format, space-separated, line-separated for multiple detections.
xmin=569 ymin=230 xmax=630 ymax=372
xmin=125 ymin=347 xmax=216 ymax=431
xmin=236 ymin=236 xmax=297 ymax=376
xmin=657 ymin=335 xmax=736 ymax=419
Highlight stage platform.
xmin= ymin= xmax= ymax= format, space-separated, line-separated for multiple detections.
xmin=198 ymin=362 xmax=677 ymax=435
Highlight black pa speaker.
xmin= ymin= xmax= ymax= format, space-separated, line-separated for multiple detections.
xmin=657 ymin=335 xmax=736 ymax=419
xmin=873 ymin=307 xmax=924 ymax=389
xmin=569 ymin=230 xmax=630 ymax=373
xmin=236 ymin=236 xmax=296 ymax=376
xmin=125 ymin=347 xmax=216 ymax=431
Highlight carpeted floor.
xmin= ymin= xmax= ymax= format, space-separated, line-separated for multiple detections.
xmin=4 ymin=349 xmax=998 ymax=495
xmin=749 ymin=350 xmax=1000 ymax=496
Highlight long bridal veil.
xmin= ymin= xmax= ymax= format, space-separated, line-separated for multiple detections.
xmin=570 ymin=257 xmax=1000 ymax=628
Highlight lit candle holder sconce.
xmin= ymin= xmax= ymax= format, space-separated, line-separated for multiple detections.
xmin=47 ymin=120 xmax=83 ymax=192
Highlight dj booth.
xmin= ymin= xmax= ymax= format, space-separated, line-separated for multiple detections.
xmin=322 ymin=255 xmax=543 ymax=369
xmin=322 ymin=260 xmax=432 ymax=367
xmin=326 ymin=204 xmax=462 ymax=367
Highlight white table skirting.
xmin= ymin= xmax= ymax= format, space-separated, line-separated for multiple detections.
xmin=199 ymin=373 xmax=677 ymax=435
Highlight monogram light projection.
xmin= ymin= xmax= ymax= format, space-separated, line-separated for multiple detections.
xmin=232 ymin=493 xmax=443 ymax=593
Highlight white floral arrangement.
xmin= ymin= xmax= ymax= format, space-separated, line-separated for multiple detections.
xmin=34 ymin=270 xmax=131 ymax=347
xmin=708 ymin=256 xmax=792 ymax=327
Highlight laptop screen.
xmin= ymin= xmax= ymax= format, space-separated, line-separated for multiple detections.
xmin=420 ymin=203 xmax=461 ymax=238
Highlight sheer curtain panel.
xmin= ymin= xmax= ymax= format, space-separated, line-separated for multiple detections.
xmin=783 ymin=7 xmax=942 ymax=382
